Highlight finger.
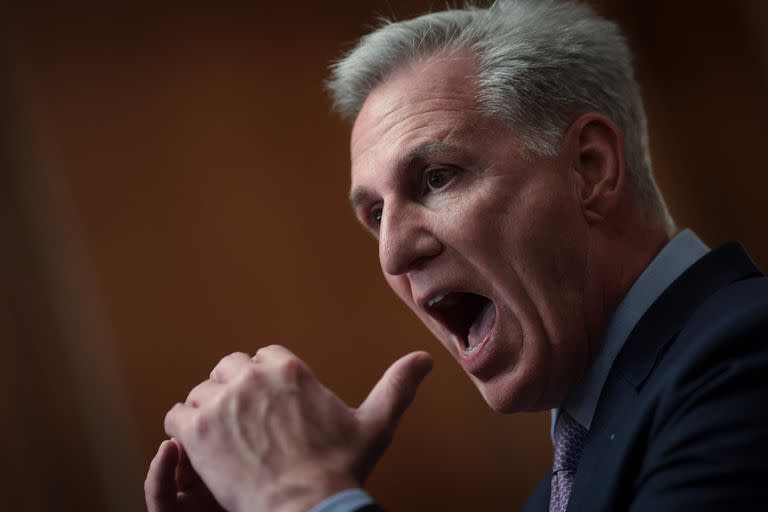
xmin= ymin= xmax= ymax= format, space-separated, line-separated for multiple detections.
xmin=144 ymin=439 xmax=179 ymax=512
xmin=252 ymin=344 xmax=297 ymax=364
xmin=173 ymin=438 xmax=204 ymax=491
xmin=185 ymin=379 xmax=220 ymax=407
xmin=164 ymin=402 xmax=196 ymax=440
xmin=173 ymin=440 xmax=225 ymax=511
xmin=357 ymin=351 xmax=434 ymax=436
xmin=210 ymin=352 xmax=251 ymax=382
xmin=254 ymin=345 xmax=314 ymax=381
xmin=177 ymin=488 xmax=225 ymax=512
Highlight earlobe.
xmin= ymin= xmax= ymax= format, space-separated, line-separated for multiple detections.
xmin=567 ymin=113 xmax=625 ymax=224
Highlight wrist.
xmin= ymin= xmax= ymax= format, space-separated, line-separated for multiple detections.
xmin=248 ymin=471 xmax=359 ymax=512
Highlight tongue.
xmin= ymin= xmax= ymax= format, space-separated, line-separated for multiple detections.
xmin=467 ymin=300 xmax=495 ymax=349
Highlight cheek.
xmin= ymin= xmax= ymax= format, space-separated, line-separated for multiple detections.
xmin=384 ymin=275 xmax=413 ymax=307
xmin=470 ymin=175 xmax=584 ymax=276
xmin=488 ymin=180 xmax=588 ymax=353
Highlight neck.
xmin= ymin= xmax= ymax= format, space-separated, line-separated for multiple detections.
xmin=583 ymin=217 xmax=671 ymax=357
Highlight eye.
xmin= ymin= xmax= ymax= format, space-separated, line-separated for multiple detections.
xmin=424 ymin=167 xmax=457 ymax=191
xmin=369 ymin=205 xmax=383 ymax=226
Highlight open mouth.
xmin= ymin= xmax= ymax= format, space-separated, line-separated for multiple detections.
xmin=426 ymin=292 xmax=497 ymax=354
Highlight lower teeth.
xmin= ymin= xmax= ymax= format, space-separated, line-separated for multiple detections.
xmin=465 ymin=344 xmax=479 ymax=355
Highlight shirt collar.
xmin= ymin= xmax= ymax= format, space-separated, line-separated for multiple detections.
xmin=551 ymin=229 xmax=709 ymax=440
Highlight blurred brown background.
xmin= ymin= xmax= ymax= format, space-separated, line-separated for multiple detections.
xmin=2 ymin=1 xmax=767 ymax=511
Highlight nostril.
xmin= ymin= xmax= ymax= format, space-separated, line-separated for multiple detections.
xmin=409 ymin=254 xmax=433 ymax=272
xmin=384 ymin=236 xmax=442 ymax=275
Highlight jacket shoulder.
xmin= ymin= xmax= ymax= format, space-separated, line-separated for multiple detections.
xmin=663 ymin=275 xmax=768 ymax=388
xmin=630 ymin=276 xmax=768 ymax=510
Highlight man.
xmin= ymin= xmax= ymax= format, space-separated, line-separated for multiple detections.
xmin=145 ymin=1 xmax=768 ymax=511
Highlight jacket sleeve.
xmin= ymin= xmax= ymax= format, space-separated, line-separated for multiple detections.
xmin=310 ymin=489 xmax=383 ymax=512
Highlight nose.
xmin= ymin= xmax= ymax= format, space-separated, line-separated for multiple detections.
xmin=378 ymin=199 xmax=442 ymax=275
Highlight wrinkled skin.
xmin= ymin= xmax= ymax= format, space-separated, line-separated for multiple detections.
xmin=349 ymin=52 xmax=597 ymax=412
xmin=145 ymin=347 xmax=433 ymax=512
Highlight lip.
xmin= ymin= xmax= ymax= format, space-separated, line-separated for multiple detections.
xmin=456 ymin=301 xmax=499 ymax=377
xmin=415 ymin=285 xmax=502 ymax=376
xmin=416 ymin=288 xmax=457 ymax=311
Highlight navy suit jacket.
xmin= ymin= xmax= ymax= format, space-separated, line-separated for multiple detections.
xmin=524 ymin=242 xmax=768 ymax=511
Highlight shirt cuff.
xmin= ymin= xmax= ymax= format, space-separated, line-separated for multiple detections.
xmin=310 ymin=488 xmax=375 ymax=512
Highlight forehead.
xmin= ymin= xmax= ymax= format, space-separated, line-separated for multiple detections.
xmin=350 ymin=52 xmax=479 ymax=161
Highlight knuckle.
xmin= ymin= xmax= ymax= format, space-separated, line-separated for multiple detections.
xmin=218 ymin=351 xmax=249 ymax=366
xmin=211 ymin=352 xmax=249 ymax=381
xmin=191 ymin=413 xmax=209 ymax=439
xmin=255 ymin=344 xmax=281 ymax=358
xmin=185 ymin=380 xmax=209 ymax=405
xmin=238 ymin=364 xmax=264 ymax=385
xmin=163 ymin=403 xmax=181 ymax=433
xmin=277 ymin=356 xmax=305 ymax=379
xmin=185 ymin=388 xmax=198 ymax=405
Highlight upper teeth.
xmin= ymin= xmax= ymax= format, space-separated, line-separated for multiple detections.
xmin=427 ymin=293 xmax=447 ymax=307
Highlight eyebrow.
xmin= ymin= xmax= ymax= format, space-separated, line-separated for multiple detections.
xmin=349 ymin=140 xmax=460 ymax=209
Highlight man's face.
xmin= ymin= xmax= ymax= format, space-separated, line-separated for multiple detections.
xmin=349 ymin=53 xmax=592 ymax=412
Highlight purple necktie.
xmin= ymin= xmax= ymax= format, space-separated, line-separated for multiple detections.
xmin=549 ymin=412 xmax=588 ymax=512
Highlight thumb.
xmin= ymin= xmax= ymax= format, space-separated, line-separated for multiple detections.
xmin=357 ymin=351 xmax=434 ymax=436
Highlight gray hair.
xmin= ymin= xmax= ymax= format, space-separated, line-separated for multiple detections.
xmin=327 ymin=0 xmax=674 ymax=231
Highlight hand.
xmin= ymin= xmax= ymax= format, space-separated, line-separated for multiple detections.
xmin=163 ymin=346 xmax=433 ymax=512
xmin=145 ymin=438 xmax=226 ymax=512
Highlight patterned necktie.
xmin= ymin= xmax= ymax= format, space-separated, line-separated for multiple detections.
xmin=549 ymin=412 xmax=588 ymax=512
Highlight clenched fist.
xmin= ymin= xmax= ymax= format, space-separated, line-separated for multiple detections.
xmin=144 ymin=346 xmax=433 ymax=512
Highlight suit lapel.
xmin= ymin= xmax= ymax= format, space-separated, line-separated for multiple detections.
xmin=565 ymin=242 xmax=761 ymax=511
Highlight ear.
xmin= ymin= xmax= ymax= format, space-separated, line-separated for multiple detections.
xmin=564 ymin=113 xmax=626 ymax=224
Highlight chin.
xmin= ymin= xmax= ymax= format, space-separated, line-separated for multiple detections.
xmin=483 ymin=395 xmax=518 ymax=413
xmin=477 ymin=381 xmax=529 ymax=414
xmin=474 ymin=370 xmax=550 ymax=413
